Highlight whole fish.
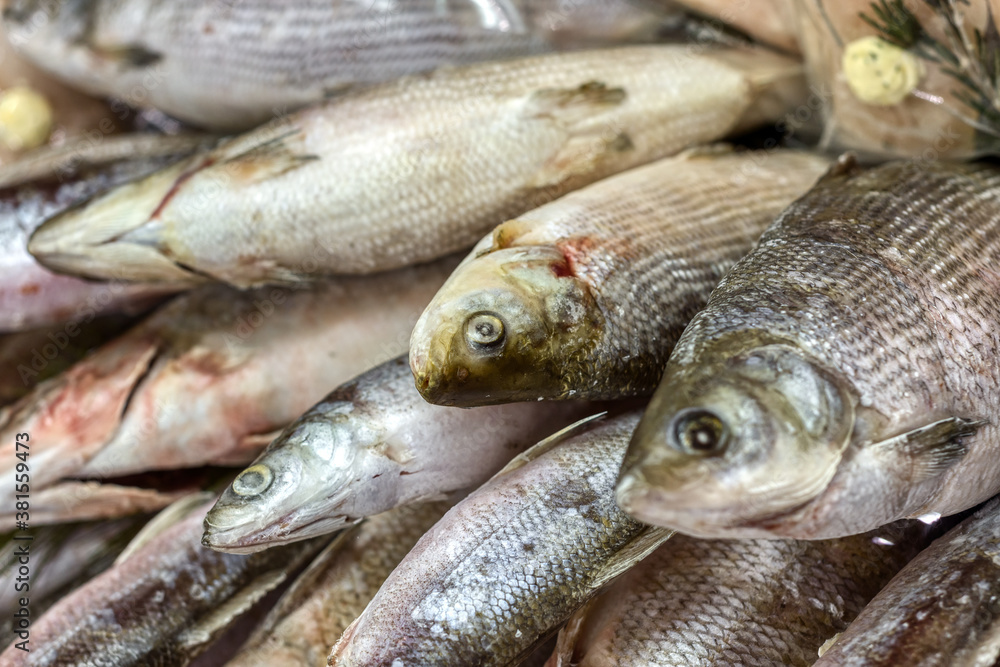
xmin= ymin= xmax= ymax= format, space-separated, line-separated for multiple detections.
xmin=225 ymin=500 xmax=457 ymax=667
xmin=27 ymin=45 xmax=806 ymax=287
xmin=618 ymin=157 xmax=1000 ymax=539
xmin=410 ymin=147 xmax=830 ymax=406
xmin=0 ymin=500 xmax=325 ymax=667
xmin=0 ymin=134 xmax=206 ymax=331
xmin=2 ymin=0 xmax=678 ymax=130
xmin=203 ymin=355 xmax=594 ymax=553
xmin=329 ymin=412 xmax=672 ymax=667
xmin=815 ymin=497 xmax=1000 ymax=666
xmin=546 ymin=521 xmax=933 ymax=667
xmin=0 ymin=257 xmax=458 ymax=525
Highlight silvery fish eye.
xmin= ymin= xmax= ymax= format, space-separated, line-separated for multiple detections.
xmin=465 ymin=312 xmax=506 ymax=351
xmin=232 ymin=464 xmax=273 ymax=496
xmin=670 ymin=408 xmax=729 ymax=456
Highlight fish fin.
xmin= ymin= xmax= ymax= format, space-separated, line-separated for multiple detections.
xmin=176 ymin=569 xmax=289 ymax=650
xmin=218 ymin=131 xmax=319 ymax=184
xmin=527 ymin=131 xmax=632 ymax=189
xmin=115 ymin=492 xmax=213 ymax=565
xmin=870 ymin=417 xmax=983 ymax=482
xmin=524 ymin=81 xmax=627 ymax=122
xmin=88 ymin=43 xmax=163 ymax=68
xmin=244 ymin=527 xmax=353 ymax=650
xmin=590 ymin=526 xmax=672 ymax=590
xmin=818 ymin=153 xmax=862 ymax=182
xmin=547 ymin=598 xmax=600 ymax=667
xmin=490 ymin=412 xmax=607 ymax=480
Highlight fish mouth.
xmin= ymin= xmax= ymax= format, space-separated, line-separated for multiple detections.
xmin=202 ymin=508 xmax=352 ymax=554
xmin=27 ymin=156 xmax=207 ymax=284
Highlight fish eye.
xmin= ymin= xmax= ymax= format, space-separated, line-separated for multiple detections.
xmin=232 ymin=464 xmax=273 ymax=496
xmin=670 ymin=409 xmax=729 ymax=455
xmin=465 ymin=312 xmax=506 ymax=351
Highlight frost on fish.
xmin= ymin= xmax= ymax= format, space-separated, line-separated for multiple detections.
xmin=27 ymin=45 xmax=806 ymax=287
xmin=202 ymin=355 xmax=595 ymax=553
xmin=1 ymin=0 xmax=680 ymax=130
xmin=0 ymin=259 xmax=457 ymax=525
xmin=329 ymin=412 xmax=671 ymax=667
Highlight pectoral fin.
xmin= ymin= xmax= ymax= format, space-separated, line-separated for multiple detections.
xmin=524 ymin=81 xmax=626 ymax=122
xmin=219 ymin=131 xmax=319 ymax=184
xmin=491 ymin=412 xmax=607 ymax=479
xmin=590 ymin=525 xmax=672 ymax=589
xmin=871 ymin=417 xmax=984 ymax=483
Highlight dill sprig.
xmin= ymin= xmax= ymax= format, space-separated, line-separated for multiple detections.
xmin=861 ymin=0 xmax=1000 ymax=141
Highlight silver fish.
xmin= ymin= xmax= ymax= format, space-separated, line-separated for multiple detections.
xmin=547 ymin=521 xmax=933 ymax=667
xmin=0 ymin=257 xmax=458 ymax=525
xmin=27 ymin=45 xmax=806 ymax=287
xmin=0 ymin=134 xmax=206 ymax=332
xmin=225 ymin=500 xmax=458 ymax=667
xmin=329 ymin=412 xmax=672 ymax=667
xmin=203 ymin=355 xmax=595 ymax=553
xmin=618 ymin=157 xmax=1000 ymax=539
xmin=0 ymin=500 xmax=325 ymax=667
xmin=815 ymin=497 xmax=1000 ymax=666
xmin=409 ymin=147 xmax=830 ymax=406
xmin=2 ymin=0 xmax=678 ymax=130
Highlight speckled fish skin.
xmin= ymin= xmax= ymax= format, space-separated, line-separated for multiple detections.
xmin=815 ymin=497 xmax=1000 ymax=667
xmin=618 ymin=157 xmax=1000 ymax=539
xmin=410 ymin=148 xmax=830 ymax=406
xmin=329 ymin=412 xmax=672 ymax=667
xmin=547 ymin=520 xmax=934 ymax=667
xmin=226 ymin=500 xmax=457 ymax=667
xmin=203 ymin=354 xmax=594 ymax=554
xmin=0 ymin=135 xmax=204 ymax=331
xmin=26 ymin=45 xmax=807 ymax=288
xmin=0 ymin=502 xmax=324 ymax=667
xmin=0 ymin=257 xmax=458 ymax=525
xmin=1 ymin=0 xmax=677 ymax=131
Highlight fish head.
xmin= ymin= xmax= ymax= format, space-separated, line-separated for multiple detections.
xmin=617 ymin=337 xmax=855 ymax=535
xmin=202 ymin=404 xmax=377 ymax=553
xmin=409 ymin=242 xmax=600 ymax=406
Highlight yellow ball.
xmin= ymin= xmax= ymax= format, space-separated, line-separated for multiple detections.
xmin=842 ymin=36 xmax=925 ymax=106
xmin=0 ymin=86 xmax=54 ymax=151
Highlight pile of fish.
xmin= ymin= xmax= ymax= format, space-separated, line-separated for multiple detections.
xmin=2 ymin=0 xmax=1000 ymax=665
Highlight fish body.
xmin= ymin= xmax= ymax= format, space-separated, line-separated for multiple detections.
xmin=0 ymin=135 xmax=205 ymax=331
xmin=814 ymin=497 xmax=1000 ymax=666
xmin=27 ymin=45 xmax=806 ymax=287
xmin=225 ymin=500 xmax=457 ymax=667
xmin=0 ymin=501 xmax=324 ymax=667
xmin=329 ymin=412 xmax=672 ymax=667
xmin=547 ymin=521 xmax=932 ymax=667
xmin=0 ymin=258 xmax=457 ymax=525
xmin=619 ymin=157 xmax=1000 ymax=539
xmin=203 ymin=355 xmax=594 ymax=553
xmin=410 ymin=147 xmax=830 ymax=405
xmin=2 ymin=0 xmax=677 ymax=131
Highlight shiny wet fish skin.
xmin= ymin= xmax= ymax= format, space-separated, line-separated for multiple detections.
xmin=27 ymin=45 xmax=806 ymax=287
xmin=0 ymin=502 xmax=325 ymax=667
xmin=814 ymin=497 xmax=1000 ymax=666
xmin=202 ymin=355 xmax=593 ymax=554
xmin=619 ymin=158 xmax=1000 ymax=539
xmin=0 ymin=257 xmax=458 ymax=525
xmin=329 ymin=412 xmax=672 ymax=667
xmin=2 ymin=0 xmax=677 ymax=131
xmin=547 ymin=521 xmax=933 ymax=667
xmin=410 ymin=148 xmax=831 ymax=406
xmin=225 ymin=500 xmax=457 ymax=667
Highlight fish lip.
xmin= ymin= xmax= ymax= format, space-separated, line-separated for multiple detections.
xmin=201 ymin=508 xmax=351 ymax=554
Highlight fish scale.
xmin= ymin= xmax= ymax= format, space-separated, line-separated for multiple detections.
xmin=3 ymin=0 xmax=674 ymax=130
xmin=620 ymin=158 xmax=1000 ymax=539
xmin=548 ymin=521 xmax=932 ymax=667
xmin=329 ymin=413 xmax=671 ymax=667
xmin=410 ymin=148 xmax=830 ymax=406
